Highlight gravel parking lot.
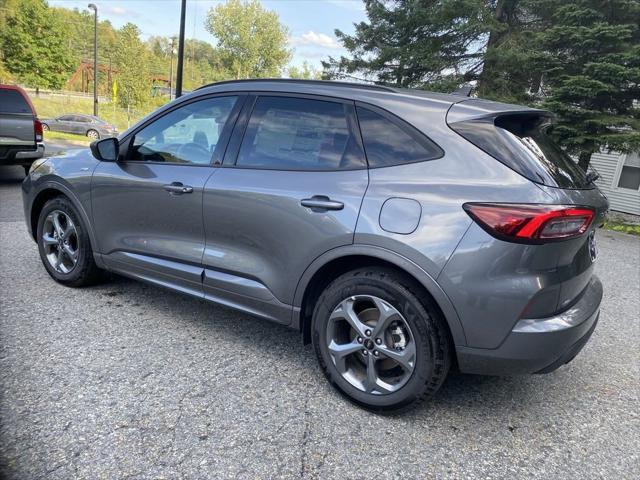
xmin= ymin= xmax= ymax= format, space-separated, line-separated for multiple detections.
xmin=1 ymin=165 xmax=639 ymax=479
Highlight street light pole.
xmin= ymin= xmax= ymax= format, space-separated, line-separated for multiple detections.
xmin=169 ymin=39 xmax=176 ymax=100
xmin=88 ymin=3 xmax=98 ymax=116
xmin=175 ymin=0 xmax=186 ymax=98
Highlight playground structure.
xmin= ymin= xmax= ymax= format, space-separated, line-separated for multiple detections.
xmin=65 ymin=60 xmax=171 ymax=94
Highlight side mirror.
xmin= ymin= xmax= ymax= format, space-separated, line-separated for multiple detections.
xmin=90 ymin=137 xmax=119 ymax=162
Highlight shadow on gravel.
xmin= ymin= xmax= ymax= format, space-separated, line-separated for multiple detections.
xmin=0 ymin=166 xmax=26 ymax=184
xmin=93 ymin=274 xmax=540 ymax=418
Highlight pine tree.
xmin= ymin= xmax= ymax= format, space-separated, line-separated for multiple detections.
xmin=323 ymin=0 xmax=494 ymax=89
xmin=534 ymin=0 xmax=640 ymax=169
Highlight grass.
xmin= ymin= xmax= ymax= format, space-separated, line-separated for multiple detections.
xmin=30 ymin=93 xmax=167 ymax=132
xmin=42 ymin=130 xmax=91 ymax=145
xmin=603 ymin=220 xmax=640 ymax=236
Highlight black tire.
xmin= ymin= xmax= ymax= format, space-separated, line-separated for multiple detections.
xmin=36 ymin=196 xmax=104 ymax=287
xmin=86 ymin=129 xmax=100 ymax=140
xmin=312 ymin=267 xmax=451 ymax=413
xmin=42 ymin=123 xmax=49 ymax=131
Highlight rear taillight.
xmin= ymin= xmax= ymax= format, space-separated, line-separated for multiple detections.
xmin=34 ymin=118 xmax=43 ymax=142
xmin=463 ymin=203 xmax=594 ymax=242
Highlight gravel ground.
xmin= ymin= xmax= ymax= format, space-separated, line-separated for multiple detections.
xmin=1 ymin=165 xmax=639 ymax=479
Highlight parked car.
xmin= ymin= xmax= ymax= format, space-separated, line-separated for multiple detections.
xmin=40 ymin=114 xmax=117 ymax=139
xmin=22 ymin=79 xmax=608 ymax=412
xmin=0 ymin=84 xmax=44 ymax=174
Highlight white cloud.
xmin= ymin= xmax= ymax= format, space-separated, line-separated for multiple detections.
xmin=289 ymin=31 xmax=340 ymax=49
xmin=102 ymin=5 xmax=136 ymax=17
xmin=324 ymin=0 xmax=366 ymax=12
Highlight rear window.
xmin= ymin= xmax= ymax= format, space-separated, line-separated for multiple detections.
xmin=356 ymin=106 xmax=443 ymax=168
xmin=450 ymin=113 xmax=591 ymax=189
xmin=0 ymin=88 xmax=32 ymax=114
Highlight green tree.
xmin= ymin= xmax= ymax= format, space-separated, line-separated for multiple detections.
xmin=533 ymin=0 xmax=640 ymax=169
xmin=288 ymin=61 xmax=322 ymax=80
xmin=0 ymin=0 xmax=74 ymax=89
xmin=205 ymin=0 xmax=291 ymax=79
xmin=323 ymin=0 xmax=494 ymax=89
xmin=112 ymin=23 xmax=151 ymax=122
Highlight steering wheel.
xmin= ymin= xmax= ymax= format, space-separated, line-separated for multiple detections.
xmin=175 ymin=142 xmax=211 ymax=164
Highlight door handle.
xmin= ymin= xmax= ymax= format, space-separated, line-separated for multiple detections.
xmin=163 ymin=182 xmax=194 ymax=195
xmin=300 ymin=196 xmax=344 ymax=211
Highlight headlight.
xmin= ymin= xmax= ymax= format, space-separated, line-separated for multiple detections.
xmin=29 ymin=158 xmax=48 ymax=174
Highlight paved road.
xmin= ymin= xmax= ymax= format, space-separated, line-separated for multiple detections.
xmin=1 ymin=166 xmax=639 ymax=479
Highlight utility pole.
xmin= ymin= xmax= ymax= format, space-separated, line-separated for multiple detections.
xmin=88 ymin=3 xmax=98 ymax=116
xmin=169 ymin=39 xmax=176 ymax=100
xmin=175 ymin=0 xmax=186 ymax=98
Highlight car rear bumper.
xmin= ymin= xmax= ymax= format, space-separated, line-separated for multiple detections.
xmin=0 ymin=144 xmax=44 ymax=164
xmin=456 ymin=276 xmax=602 ymax=375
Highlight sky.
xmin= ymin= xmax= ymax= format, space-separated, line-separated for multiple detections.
xmin=48 ymin=0 xmax=368 ymax=68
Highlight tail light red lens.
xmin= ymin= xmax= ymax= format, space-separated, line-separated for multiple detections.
xmin=34 ymin=118 xmax=43 ymax=142
xmin=463 ymin=203 xmax=594 ymax=242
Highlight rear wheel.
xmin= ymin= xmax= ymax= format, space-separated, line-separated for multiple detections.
xmin=41 ymin=123 xmax=49 ymax=131
xmin=36 ymin=197 xmax=104 ymax=287
xmin=312 ymin=268 xmax=451 ymax=413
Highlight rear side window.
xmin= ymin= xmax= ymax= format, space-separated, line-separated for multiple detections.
xmin=356 ymin=106 xmax=443 ymax=168
xmin=0 ymin=88 xmax=32 ymax=114
xmin=450 ymin=113 xmax=591 ymax=189
xmin=236 ymin=96 xmax=365 ymax=170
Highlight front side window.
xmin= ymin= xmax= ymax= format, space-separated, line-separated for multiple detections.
xmin=129 ymin=96 xmax=238 ymax=165
xmin=236 ymin=96 xmax=365 ymax=170
xmin=617 ymin=152 xmax=640 ymax=190
xmin=356 ymin=106 xmax=443 ymax=168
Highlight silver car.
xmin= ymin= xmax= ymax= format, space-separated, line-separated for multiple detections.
xmin=22 ymin=80 xmax=608 ymax=412
xmin=40 ymin=114 xmax=117 ymax=140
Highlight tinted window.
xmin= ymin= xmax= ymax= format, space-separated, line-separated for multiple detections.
xmin=617 ymin=152 xmax=640 ymax=190
xmin=450 ymin=114 xmax=591 ymax=189
xmin=74 ymin=116 xmax=89 ymax=123
xmin=236 ymin=96 xmax=365 ymax=170
xmin=356 ymin=106 xmax=443 ymax=167
xmin=129 ymin=96 xmax=238 ymax=165
xmin=0 ymin=88 xmax=32 ymax=114
xmin=59 ymin=115 xmax=75 ymax=121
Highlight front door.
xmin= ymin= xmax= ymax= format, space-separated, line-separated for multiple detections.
xmin=91 ymin=95 xmax=242 ymax=295
xmin=201 ymin=95 xmax=369 ymax=322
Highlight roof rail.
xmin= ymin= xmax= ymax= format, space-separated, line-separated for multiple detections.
xmin=195 ymin=78 xmax=397 ymax=93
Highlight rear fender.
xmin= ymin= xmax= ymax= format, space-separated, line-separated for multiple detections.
xmin=292 ymin=244 xmax=467 ymax=346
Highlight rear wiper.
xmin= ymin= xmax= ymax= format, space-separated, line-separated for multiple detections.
xmin=586 ymin=170 xmax=600 ymax=184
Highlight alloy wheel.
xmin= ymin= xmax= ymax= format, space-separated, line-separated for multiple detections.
xmin=326 ymin=295 xmax=416 ymax=395
xmin=41 ymin=210 xmax=79 ymax=274
xmin=87 ymin=130 xmax=99 ymax=139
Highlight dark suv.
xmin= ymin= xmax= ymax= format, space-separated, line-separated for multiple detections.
xmin=1 ymin=84 xmax=44 ymax=174
xmin=22 ymin=80 xmax=608 ymax=412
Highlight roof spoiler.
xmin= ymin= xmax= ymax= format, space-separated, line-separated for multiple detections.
xmin=451 ymin=85 xmax=473 ymax=97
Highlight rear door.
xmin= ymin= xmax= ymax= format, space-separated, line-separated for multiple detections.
xmin=201 ymin=94 xmax=369 ymax=320
xmin=92 ymin=95 xmax=242 ymax=295
xmin=71 ymin=115 xmax=89 ymax=134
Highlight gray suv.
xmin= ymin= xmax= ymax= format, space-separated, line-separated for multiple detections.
xmin=22 ymin=80 xmax=608 ymax=412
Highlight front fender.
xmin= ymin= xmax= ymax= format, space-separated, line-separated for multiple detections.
xmin=25 ymin=150 xmax=100 ymax=258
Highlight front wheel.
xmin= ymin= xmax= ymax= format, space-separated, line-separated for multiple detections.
xmin=86 ymin=129 xmax=100 ymax=140
xmin=36 ymin=196 xmax=104 ymax=287
xmin=312 ymin=268 xmax=451 ymax=413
